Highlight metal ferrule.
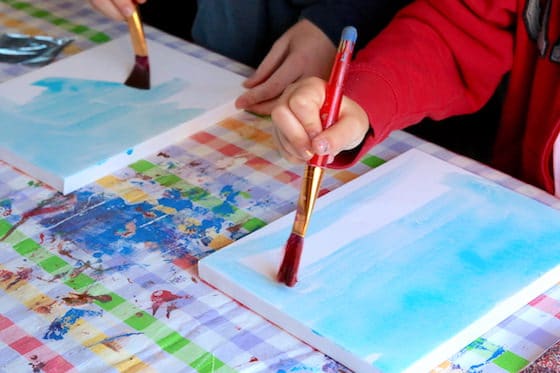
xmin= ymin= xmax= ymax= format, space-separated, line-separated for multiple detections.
xmin=292 ymin=165 xmax=324 ymax=237
xmin=128 ymin=9 xmax=148 ymax=57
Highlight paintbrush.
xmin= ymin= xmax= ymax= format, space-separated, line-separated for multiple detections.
xmin=124 ymin=4 xmax=150 ymax=90
xmin=277 ymin=26 xmax=357 ymax=287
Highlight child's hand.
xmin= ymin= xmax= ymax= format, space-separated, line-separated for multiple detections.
xmin=88 ymin=0 xmax=146 ymax=21
xmin=270 ymin=77 xmax=370 ymax=164
xmin=235 ymin=19 xmax=336 ymax=116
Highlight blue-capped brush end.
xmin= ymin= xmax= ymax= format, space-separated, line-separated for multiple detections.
xmin=341 ymin=26 xmax=358 ymax=44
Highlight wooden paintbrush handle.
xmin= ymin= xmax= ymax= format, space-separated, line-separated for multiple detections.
xmin=127 ymin=8 xmax=148 ymax=57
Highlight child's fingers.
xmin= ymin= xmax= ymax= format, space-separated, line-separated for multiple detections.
xmin=311 ymin=99 xmax=370 ymax=157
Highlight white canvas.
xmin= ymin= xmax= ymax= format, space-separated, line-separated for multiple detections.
xmin=0 ymin=36 xmax=245 ymax=194
xmin=199 ymin=149 xmax=560 ymax=373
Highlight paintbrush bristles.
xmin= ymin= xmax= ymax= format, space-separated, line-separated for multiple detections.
xmin=125 ymin=56 xmax=150 ymax=90
xmin=277 ymin=233 xmax=303 ymax=287
xmin=276 ymin=165 xmax=324 ymax=286
xmin=125 ymin=7 xmax=150 ymax=90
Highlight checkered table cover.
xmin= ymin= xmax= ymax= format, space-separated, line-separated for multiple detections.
xmin=1 ymin=1 xmax=559 ymax=372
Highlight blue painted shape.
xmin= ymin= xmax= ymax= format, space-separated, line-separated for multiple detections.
xmin=0 ymin=77 xmax=203 ymax=177
xmin=44 ymin=308 xmax=102 ymax=340
xmin=200 ymin=150 xmax=560 ymax=372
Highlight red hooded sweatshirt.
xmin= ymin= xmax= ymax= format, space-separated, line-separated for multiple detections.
xmin=337 ymin=0 xmax=560 ymax=194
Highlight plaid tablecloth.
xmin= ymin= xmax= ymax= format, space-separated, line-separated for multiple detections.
xmin=1 ymin=1 xmax=559 ymax=372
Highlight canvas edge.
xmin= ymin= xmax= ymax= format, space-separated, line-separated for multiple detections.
xmin=198 ymin=259 xmax=384 ymax=373
xmin=58 ymin=102 xmax=241 ymax=194
xmin=0 ymin=148 xmax=63 ymax=192
xmin=405 ymin=263 xmax=560 ymax=372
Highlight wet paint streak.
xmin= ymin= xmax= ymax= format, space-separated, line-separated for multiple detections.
xmin=44 ymin=308 xmax=103 ymax=340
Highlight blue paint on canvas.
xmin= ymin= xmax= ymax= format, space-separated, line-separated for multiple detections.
xmin=201 ymin=151 xmax=560 ymax=372
xmin=0 ymin=77 xmax=202 ymax=177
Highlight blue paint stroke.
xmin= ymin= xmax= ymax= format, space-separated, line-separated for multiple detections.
xmin=203 ymin=159 xmax=560 ymax=372
xmin=44 ymin=308 xmax=103 ymax=340
xmin=0 ymin=77 xmax=203 ymax=177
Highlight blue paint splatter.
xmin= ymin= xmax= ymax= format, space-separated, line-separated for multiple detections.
xmin=44 ymin=308 xmax=102 ymax=340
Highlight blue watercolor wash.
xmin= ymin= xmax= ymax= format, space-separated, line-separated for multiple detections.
xmin=202 ymin=153 xmax=560 ymax=372
xmin=0 ymin=77 xmax=203 ymax=177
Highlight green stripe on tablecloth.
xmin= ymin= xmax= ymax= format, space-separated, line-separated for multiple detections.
xmin=0 ymin=0 xmax=111 ymax=43
xmin=0 ymin=221 xmax=236 ymax=373
xmin=361 ymin=154 xmax=385 ymax=168
xmin=493 ymin=351 xmax=529 ymax=372
xmin=464 ymin=337 xmax=529 ymax=372
xmin=129 ymin=159 xmax=267 ymax=233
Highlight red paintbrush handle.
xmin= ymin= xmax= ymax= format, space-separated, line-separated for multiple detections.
xmin=309 ymin=29 xmax=356 ymax=168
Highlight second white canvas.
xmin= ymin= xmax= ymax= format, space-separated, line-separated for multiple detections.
xmin=0 ymin=35 xmax=246 ymax=194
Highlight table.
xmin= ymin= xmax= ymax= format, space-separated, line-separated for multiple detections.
xmin=1 ymin=1 xmax=559 ymax=372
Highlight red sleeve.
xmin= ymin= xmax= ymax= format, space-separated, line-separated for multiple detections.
xmin=331 ymin=0 xmax=516 ymax=168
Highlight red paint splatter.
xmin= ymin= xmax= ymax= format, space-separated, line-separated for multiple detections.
xmin=62 ymin=291 xmax=112 ymax=306
xmin=68 ymin=262 xmax=93 ymax=279
xmin=0 ymin=269 xmax=13 ymax=281
xmin=150 ymin=290 xmax=190 ymax=318
xmin=0 ymin=267 xmax=32 ymax=289
xmin=134 ymin=206 xmax=157 ymax=219
xmin=116 ymin=221 xmax=137 ymax=237
xmin=173 ymin=253 xmax=198 ymax=270
xmin=0 ymin=195 xmax=76 ymax=242
xmin=227 ymin=223 xmax=243 ymax=233
xmin=249 ymin=357 xmax=259 ymax=363
xmin=157 ymin=152 xmax=170 ymax=158
xmin=28 ymin=354 xmax=45 ymax=373
xmin=35 ymin=301 xmax=56 ymax=314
